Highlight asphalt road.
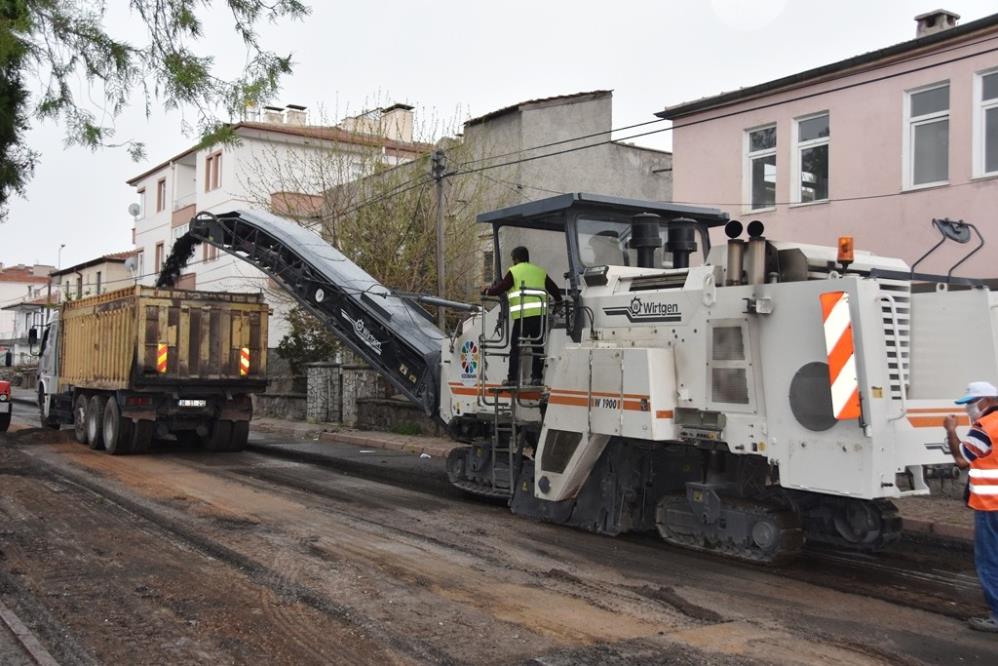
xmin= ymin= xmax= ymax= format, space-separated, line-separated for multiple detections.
xmin=1 ymin=407 xmax=997 ymax=664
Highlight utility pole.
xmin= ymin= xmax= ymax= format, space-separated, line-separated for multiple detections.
xmin=431 ymin=149 xmax=447 ymax=330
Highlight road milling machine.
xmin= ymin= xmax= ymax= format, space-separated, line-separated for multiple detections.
xmin=174 ymin=194 xmax=994 ymax=564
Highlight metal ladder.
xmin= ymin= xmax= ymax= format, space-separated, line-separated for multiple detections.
xmin=478 ymin=289 xmax=549 ymax=495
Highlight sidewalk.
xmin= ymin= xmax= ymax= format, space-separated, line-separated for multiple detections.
xmin=8 ymin=386 xmax=974 ymax=542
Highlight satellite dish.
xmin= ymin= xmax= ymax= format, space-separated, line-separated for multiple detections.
xmin=124 ymin=256 xmax=137 ymax=272
xmin=127 ymin=203 xmax=141 ymax=217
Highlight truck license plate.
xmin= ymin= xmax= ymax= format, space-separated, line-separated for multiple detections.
xmin=0 ymin=402 xmax=9 ymax=413
xmin=178 ymin=399 xmax=207 ymax=408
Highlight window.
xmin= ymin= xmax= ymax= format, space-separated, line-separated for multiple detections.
xmin=95 ymin=271 xmax=102 ymax=295
xmin=792 ymin=113 xmax=829 ymax=203
xmin=136 ymin=188 xmax=145 ymax=218
xmin=76 ymin=275 xmax=83 ymax=299
xmin=136 ymin=250 xmax=144 ymax=278
xmin=156 ymin=178 xmax=167 ymax=212
xmin=975 ymin=70 xmax=998 ymax=177
xmin=155 ymin=242 xmax=164 ymax=273
xmin=745 ymin=125 xmax=776 ymax=210
xmin=205 ymin=151 xmax=222 ymax=191
xmin=905 ymin=83 xmax=949 ymax=187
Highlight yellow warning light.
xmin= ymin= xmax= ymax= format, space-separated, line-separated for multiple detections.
xmin=837 ymin=236 xmax=855 ymax=265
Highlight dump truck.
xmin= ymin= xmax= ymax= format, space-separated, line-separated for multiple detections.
xmin=159 ymin=198 xmax=989 ymax=563
xmin=35 ymin=285 xmax=269 ymax=453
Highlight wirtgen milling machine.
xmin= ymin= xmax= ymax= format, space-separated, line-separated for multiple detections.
xmin=177 ymin=193 xmax=993 ymax=564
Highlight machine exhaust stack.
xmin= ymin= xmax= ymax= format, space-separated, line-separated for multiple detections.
xmin=630 ymin=213 xmax=663 ymax=269
xmin=745 ymin=220 xmax=766 ymax=285
xmin=724 ymin=220 xmax=745 ymax=285
xmin=666 ymin=217 xmax=698 ymax=269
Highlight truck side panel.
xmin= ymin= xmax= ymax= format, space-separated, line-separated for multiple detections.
xmin=60 ymin=292 xmax=137 ymax=391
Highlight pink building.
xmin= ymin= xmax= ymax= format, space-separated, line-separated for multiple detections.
xmin=659 ymin=10 xmax=998 ymax=277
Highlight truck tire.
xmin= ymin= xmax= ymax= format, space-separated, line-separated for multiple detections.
xmin=86 ymin=395 xmax=107 ymax=450
xmin=205 ymin=420 xmax=232 ymax=452
xmin=0 ymin=412 xmax=9 ymax=432
xmin=131 ymin=420 xmax=154 ymax=454
xmin=73 ymin=394 xmax=89 ymax=444
xmin=229 ymin=421 xmax=249 ymax=452
xmin=103 ymin=399 xmax=133 ymax=455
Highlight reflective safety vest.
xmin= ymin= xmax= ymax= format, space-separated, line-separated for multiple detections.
xmin=508 ymin=262 xmax=548 ymax=320
xmin=969 ymin=410 xmax=998 ymax=511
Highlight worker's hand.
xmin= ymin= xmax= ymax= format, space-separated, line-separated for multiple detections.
xmin=943 ymin=414 xmax=958 ymax=433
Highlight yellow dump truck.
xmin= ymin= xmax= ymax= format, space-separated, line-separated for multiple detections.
xmin=35 ymin=286 xmax=269 ymax=454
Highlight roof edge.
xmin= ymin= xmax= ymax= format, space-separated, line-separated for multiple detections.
xmin=658 ymin=12 xmax=998 ymax=119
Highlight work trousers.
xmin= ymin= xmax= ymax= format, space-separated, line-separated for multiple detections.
xmin=976 ymin=510 xmax=998 ymax=618
xmin=507 ymin=316 xmax=544 ymax=385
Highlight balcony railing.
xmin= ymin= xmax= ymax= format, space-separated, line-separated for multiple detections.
xmin=173 ymin=192 xmax=197 ymax=211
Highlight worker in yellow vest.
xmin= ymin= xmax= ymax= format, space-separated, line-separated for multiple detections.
xmin=482 ymin=246 xmax=562 ymax=386
xmin=944 ymin=381 xmax=998 ymax=632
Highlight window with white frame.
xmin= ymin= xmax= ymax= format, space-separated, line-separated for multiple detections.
xmin=905 ymin=83 xmax=949 ymax=187
xmin=976 ymin=70 xmax=998 ymax=177
xmin=793 ymin=113 xmax=829 ymax=203
xmin=745 ymin=125 xmax=776 ymax=210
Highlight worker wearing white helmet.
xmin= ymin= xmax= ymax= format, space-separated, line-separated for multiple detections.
xmin=944 ymin=381 xmax=998 ymax=633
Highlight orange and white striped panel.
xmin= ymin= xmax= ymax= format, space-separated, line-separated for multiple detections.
xmin=240 ymin=347 xmax=251 ymax=376
xmin=156 ymin=343 xmax=168 ymax=374
xmin=819 ymin=291 xmax=861 ymax=420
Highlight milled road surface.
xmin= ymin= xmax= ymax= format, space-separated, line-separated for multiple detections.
xmin=2 ymin=409 xmax=997 ymax=664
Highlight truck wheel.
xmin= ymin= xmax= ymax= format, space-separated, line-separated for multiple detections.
xmin=103 ymin=399 xmax=133 ymax=455
xmin=131 ymin=420 xmax=154 ymax=454
xmin=205 ymin=420 xmax=232 ymax=452
xmin=73 ymin=394 xmax=89 ymax=444
xmin=86 ymin=395 xmax=107 ymax=450
xmin=229 ymin=421 xmax=249 ymax=452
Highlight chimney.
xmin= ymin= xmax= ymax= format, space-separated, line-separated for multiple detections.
xmin=263 ymin=105 xmax=285 ymax=123
xmin=284 ymin=104 xmax=308 ymax=126
xmin=914 ymin=9 xmax=959 ymax=38
xmin=380 ymin=103 xmax=414 ymax=143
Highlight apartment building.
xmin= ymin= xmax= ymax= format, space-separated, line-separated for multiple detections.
xmin=50 ymin=251 xmax=138 ymax=301
xmin=127 ymin=104 xmax=431 ymax=347
xmin=0 ymin=263 xmax=54 ymax=365
xmin=658 ymin=9 xmax=998 ymax=277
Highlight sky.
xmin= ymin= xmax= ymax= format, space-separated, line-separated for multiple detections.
xmin=2 ymin=0 xmax=997 ymax=268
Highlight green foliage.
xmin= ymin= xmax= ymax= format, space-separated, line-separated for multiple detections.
xmin=0 ymin=0 xmax=309 ymax=217
xmin=391 ymin=422 xmax=422 ymax=436
xmin=276 ymin=304 xmax=339 ymax=375
xmin=0 ymin=1 xmax=37 ymax=214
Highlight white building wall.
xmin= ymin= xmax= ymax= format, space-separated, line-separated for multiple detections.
xmin=131 ymin=130 xmax=379 ymax=348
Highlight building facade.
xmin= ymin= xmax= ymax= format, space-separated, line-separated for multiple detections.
xmin=322 ymin=91 xmax=674 ymax=305
xmin=50 ymin=251 xmax=138 ymax=302
xmin=0 ymin=264 xmax=54 ymax=366
xmin=127 ymin=105 xmax=431 ymax=347
xmin=658 ymin=10 xmax=998 ymax=277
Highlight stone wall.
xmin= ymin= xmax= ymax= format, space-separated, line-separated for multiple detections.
xmin=306 ymin=362 xmax=341 ymax=423
xmin=356 ymin=397 xmax=443 ymax=436
xmin=305 ymin=360 xmax=390 ymax=426
xmin=253 ymin=393 xmax=307 ymax=421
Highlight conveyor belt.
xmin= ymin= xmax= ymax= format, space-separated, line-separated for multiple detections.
xmin=188 ymin=210 xmax=444 ymax=416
